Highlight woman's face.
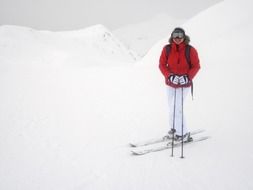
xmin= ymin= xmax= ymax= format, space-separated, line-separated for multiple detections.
xmin=173 ymin=37 xmax=184 ymax=44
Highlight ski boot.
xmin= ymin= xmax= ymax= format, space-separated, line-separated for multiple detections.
xmin=163 ymin=129 xmax=176 ymax=140
xmin=175 ymin=132 xmax=193 ymax=142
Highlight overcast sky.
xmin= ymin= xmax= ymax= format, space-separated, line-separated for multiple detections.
xmin=0 ymin=0 xmax=221 ymax=31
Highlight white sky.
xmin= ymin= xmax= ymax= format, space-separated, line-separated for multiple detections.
xmin=0 ymin=0 xmax=222 ymax=31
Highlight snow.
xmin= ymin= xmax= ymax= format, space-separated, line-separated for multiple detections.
xmin=0 ymin=24 xmax=138 ymax=67
xmin=114 ymin=13 xmax=185 ymax=57
xmin=0 ymin=0 xmax=253 ymax=189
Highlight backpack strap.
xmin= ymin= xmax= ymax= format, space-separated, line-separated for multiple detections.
xmin=185 ymin=45 xmax=192 ymax=68
xmin=165 ymin=44 xmax=171 ymax=59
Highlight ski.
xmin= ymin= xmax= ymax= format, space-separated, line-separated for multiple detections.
xmin=129 ymin=129 xmax=205 ymax=147
xmin=131 ymin=136 xmax=209 ymax=155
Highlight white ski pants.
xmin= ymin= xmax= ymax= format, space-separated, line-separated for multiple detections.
xmin=167 ymin=86 xmax=190 ymax=136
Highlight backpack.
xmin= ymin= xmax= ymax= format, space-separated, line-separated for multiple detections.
xmin=165 ymin=44 xmax=194 ymax=99
xmin=165 ymin=44 xmax=192 ymax=68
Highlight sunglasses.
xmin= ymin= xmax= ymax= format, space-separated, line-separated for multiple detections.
xmin=172 ymin=32 xmax=184 ymax=39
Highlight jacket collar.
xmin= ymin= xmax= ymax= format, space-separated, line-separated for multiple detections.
xmin=171 ymin=42 xmax=186 ymax=51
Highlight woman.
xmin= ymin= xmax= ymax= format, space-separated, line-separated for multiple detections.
xmin=159 ymin=27 xmax=200 ymax=141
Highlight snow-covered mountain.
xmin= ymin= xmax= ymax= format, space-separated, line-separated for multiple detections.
xmin=0 ymin=24 xmax=138 ymax=68
xmin=114 ymin=13 xmax=185 ymax=57
xmin=0 ymin=0 xmax=253 ymax=190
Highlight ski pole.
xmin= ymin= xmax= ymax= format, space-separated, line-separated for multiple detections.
xmin=180 ymin=87 xmax=184 ymax=159
xmin=171 ymin=87 xmax=177 ymax=157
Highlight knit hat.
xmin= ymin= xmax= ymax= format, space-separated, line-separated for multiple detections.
xmin=171 ymin=27 xmax=186 ymax=38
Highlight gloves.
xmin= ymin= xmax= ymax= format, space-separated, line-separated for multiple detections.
xmin=169 ymin=75 xmax=189 ymax=85
xmin=178 ymin=75 xmax=189 ymax=85
xmin=169 ymin=75 xmax=180 ymax=85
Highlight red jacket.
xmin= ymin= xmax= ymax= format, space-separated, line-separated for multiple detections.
xmin=159 ymin=42 xmax=200 ymax=88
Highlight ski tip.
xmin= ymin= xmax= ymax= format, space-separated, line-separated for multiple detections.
xmin=129 ymin=143 xmax=137 ymax=147
xmin=131 ymin=151 xmax=144 ymax=156
xmin=131 ymin=150 xmax=138 ymax=154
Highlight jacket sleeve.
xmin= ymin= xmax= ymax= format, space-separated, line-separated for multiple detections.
xmin=188 ymin=47 xmax=200 ymax=80
xmin=159 ymin=46 xmax=171 ymax=78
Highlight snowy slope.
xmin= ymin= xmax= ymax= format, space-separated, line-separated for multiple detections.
xmin=141 ymin=1 xmax=253 ymax=189
xmin=114 ymin=13 xmax=185 ymax=57
xmin=0 ymin=0 xmax=253 ymax=190
xmin=0 ymin=24 xmax=138 ymax=68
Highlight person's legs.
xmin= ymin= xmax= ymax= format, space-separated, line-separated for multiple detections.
xmin=167 ymin=86 xmax=190 ymax=136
